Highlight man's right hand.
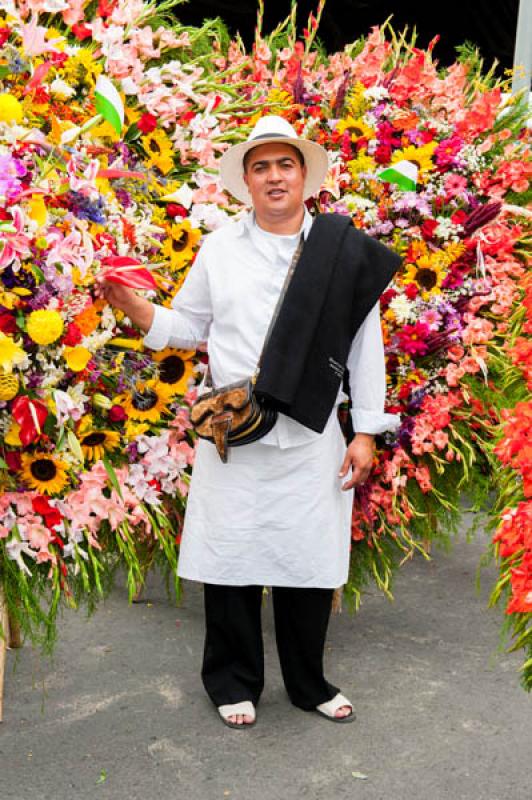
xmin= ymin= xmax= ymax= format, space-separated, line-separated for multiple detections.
xmin=97 ymin=279 xmax=155 ymax=333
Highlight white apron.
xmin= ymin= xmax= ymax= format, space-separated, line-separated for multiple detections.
xmin=177 ymin=409 xmax=353 ymax=588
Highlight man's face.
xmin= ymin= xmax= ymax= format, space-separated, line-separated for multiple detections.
xmin=243 ymin=142 xmax=307 ymax=223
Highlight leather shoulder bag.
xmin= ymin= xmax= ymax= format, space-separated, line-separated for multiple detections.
xmin=189 ymin=234 xmax=304 ymax=463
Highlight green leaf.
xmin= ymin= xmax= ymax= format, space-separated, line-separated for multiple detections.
xmin=102 ymin=456 xmax=123 ymax=499
xmin=0 ymin=66 xmax=10 ymax=79
xmin=96 ymin=769 xmax=107 ymax=784
xmin=0 ymin=456 xmax=8 ymax=469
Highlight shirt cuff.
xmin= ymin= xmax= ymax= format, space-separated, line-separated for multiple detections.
xmin=142 ymin=305 xmax=174 ymax=351
xmin=351 ymin=409 xmax=401 ymax=435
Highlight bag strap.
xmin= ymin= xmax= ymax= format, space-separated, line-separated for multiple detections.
xmin=204 ymin=231 xmax=305 ymax=390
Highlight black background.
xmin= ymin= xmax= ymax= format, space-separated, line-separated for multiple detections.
xmin=175 ymin=0 xmax=518 ymax=75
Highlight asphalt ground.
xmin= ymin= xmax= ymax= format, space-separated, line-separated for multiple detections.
xmin=1 ymin=527 xmax=530 ymax=800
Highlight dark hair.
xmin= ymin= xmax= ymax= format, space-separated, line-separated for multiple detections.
xmin=243 ymin=142 xmax=305 ymax=172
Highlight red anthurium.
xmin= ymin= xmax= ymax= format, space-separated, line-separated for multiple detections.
xmin=101 ymin=256 xmax=157 ymax=290
xmin=11 ymin=396 xmax=48 ymax=446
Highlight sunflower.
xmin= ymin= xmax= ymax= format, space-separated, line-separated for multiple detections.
xmin=80 ymin=428 xmax=121 ymax=462
xmin=391 ymin=142 xmax=437 ymax=184
xmin=336 ymin=115 xmax=375 ymax=141
xmin=141 ymin=129 xmax=175 ymax=175
xmin=161 ymin=220 xmax=201 ymax=271
xmin=403 ymin=255 xmax=447 ymax=297
xmin=21 ymin=453 xmax=69 ymax=495
xmin=122 ymin=379 xmax=174 ymax=423
xmin=152 ymin=348 xmax=196 ymax=395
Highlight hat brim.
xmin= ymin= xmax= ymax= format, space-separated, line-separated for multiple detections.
xmin=219 ymin=135 xmax=329 ymax=205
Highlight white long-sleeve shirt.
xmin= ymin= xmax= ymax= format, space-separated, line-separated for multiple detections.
xmin=144 ymin=209 xmax=400 ymax=447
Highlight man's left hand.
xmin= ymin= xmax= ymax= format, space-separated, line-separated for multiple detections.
xmin=338 ymin=433 xmax=376 ymax=491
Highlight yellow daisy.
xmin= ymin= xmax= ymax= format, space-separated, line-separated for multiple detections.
xmin=152 ymin=349 xmax=196 ymax=395
xmin=21 ymin=453 xmax=69 ymax=495
xmin=122 ymin=379 xmax=174 ymax=423
xmin=141 ymin=129 xmax=175 ymax=175
xmin=161 ymin=220 xmax=201 ymax=271
xmin=80 ymin=428 xmax=121 ymax=462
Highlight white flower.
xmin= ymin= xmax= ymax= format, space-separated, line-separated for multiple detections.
xmin=50 ymin=78 xmax=76 ymax=99
xmin=389 ymin=294 xmax=417 ymax=323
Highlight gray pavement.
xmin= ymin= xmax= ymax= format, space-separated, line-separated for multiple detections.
xmin=0 ymin=528 xmax=530 ymax=800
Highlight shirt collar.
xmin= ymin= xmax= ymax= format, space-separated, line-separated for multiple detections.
xmin=235 ymin=206 xmax=314 ymax=241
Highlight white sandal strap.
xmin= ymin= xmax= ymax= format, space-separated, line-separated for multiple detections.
xmin=316 ymin=692 xmax=352 ymax=717
xmin=218 ymin=701 xmax=256 ymax=721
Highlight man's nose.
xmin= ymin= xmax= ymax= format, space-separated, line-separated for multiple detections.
xmin=267 ymin=164 xmax=282 ymax=181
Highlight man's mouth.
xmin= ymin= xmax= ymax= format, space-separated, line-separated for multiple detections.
xmin=267 ymin=188 xmax=286 ymax=198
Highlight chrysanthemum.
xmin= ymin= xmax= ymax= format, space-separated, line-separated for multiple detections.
xmin=26 ymin=310 xmax=64 ymax=345
xmin=161 ymin=220 xmax=201 ymax=271
xmin=21 ymin=453 xmax=69 ymax=495
xmin=122 ymin=380 xmax=174 ymax=423
xmin=80 ymin=428 xmax=121 ymax=462
xmin=152 ymin=348 xmax=196 ymax=395
xmin=141 ymin=129 xmax=175 ymax=175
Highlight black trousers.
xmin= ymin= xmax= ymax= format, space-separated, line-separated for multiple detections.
xmin=201 ymin=584 xmax=339 ymax=711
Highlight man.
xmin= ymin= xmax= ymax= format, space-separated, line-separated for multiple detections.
xmin=101 ymin=115 xmax=400 ymax=728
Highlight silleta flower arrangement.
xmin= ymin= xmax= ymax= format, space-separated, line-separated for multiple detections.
xmin=0 ymin=1 xmax=530 ymax=682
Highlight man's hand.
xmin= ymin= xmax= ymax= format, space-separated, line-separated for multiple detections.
xmin=96 ymin=279 xmax=155 ymax=333
xmin=338 ymin=433 xmax=376 ymax=491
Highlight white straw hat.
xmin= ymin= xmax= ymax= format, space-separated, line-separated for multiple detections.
xmin=219 ymin=115 xmax=329 ymax=205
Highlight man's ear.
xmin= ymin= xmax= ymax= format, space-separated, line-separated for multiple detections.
xmin=243 ymin=171 xmax=249 ymax=187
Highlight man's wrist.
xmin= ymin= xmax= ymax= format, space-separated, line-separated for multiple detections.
xmin=353 ymin=432 xmax=375 ymax=445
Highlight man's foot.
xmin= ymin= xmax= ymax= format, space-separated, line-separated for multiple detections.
xmin=218 ymin=701 xmax=256 ymax=729
xmin=315 ymin=692 xmax=355 ymax=723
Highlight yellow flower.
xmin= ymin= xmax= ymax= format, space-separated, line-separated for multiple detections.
xmin=161 ymin=220 xmax=201 ymax=270
xmin=80 ymin=428 xmax=121 ymax=462
xmin=5 ymin=421 xmax=22 ymax=447
xmin=63 ymin=346 xmax=92 ymax=372
xmin=21 ymin=453 xmax=69 ymax=495
xmin=403 ymin=255 xmax=446 ymax=297
xmin=122 ymin=379 xmax=173 ymax=423
xmin=142 ymin=129 xmax=175 ymax=175
xmin=0 ymin=94 xmax=23 ymax=124
xmin=152 ymin=348 xmax=196 ymax=395
xmin=27 ymin=195 xmax=47 ymax=227
xmin=0 ymin=371 xmax=19 ymax=401
xmin=347 ymin=153 xmax=376 ymax=178
xmin=336 ymin=115 xmax=374 ymax=141
xmin=108 ymin=337 xmax=144 ymax=352
xmin=125 ymin=420 xmax=150 ymax=439
xmin=26 ymin=310 xmax=64 ymax=345
xmin=391 ymin=142 xmax=437 ymax=184
xmin=267 ymin=89 xmax=293 ymax=108
xmin=346 ymin=83 xmax=368 ymax=117
xmin=60 ymin=50 xmax=101 ymax=90
xmin=0 ymin=333 xmax=26 ymax=372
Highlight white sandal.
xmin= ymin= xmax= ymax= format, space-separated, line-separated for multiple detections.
xmin=218 ymin=700 xmax=256 ymax=729
xmin=315 ymin=692 xmax=355 ymax=724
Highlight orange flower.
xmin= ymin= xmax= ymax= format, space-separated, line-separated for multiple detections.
xmin=73 ymin=303 xmax=101 ymax=336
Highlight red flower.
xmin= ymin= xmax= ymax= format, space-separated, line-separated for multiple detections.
xmin=421 ymin=219 xmax=438 ymax=240
xmin=451 ymin=209 xmax=468 ymax=226
xmin=137 ymin=113 xmax=158 ymax=134
xmin=0 ymin=310 xmax=16 ymax=334
xmin=395 ymin=323 xmax=431 ymax=356
xmin=72 ymin=23 xmax=92 ymax=41
xmin=97 ymin=0 xmax=117 ymax=18
xmin=166 ymin=203 xmax=187 ymax=219
xmin=404 ymin=283 xmax=419 ymax=300
xmin=374 ymin=144 xmax=392 ymax=164
xmin=0 ymin=27 xmax=10 ymax=47
xmin=11 ymin=396 xmax=48 ymax=446
xmin=62 ymin=322 xmax=83 ymax=346
xmin=109 ymin=405 xmax=127 ymax=422
xmin=4 ymin=451 xmax=21 ymax=472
